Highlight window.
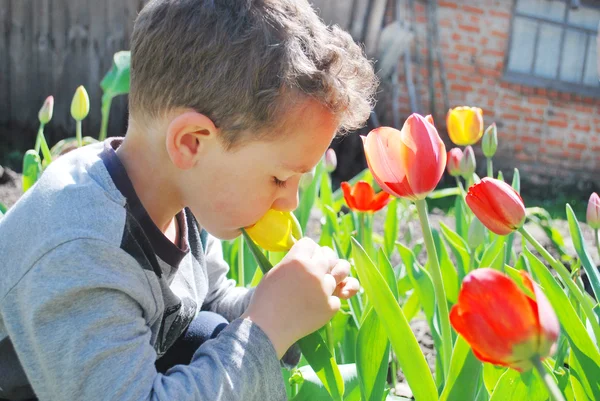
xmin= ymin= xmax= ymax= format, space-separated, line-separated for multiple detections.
xmin=505 ymin=0 xmax=599 ymax=97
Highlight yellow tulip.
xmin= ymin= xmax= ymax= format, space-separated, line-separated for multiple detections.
xmin=446 ymin=106 xmax=484 ymax=146
xmin=70 ymin=85 xmax=90 ymax=121
xmin=244 ymin=209 xmax=302 ymax=252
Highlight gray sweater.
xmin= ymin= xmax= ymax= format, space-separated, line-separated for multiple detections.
xmin=0 ymin=138 xmax=287 ymax=400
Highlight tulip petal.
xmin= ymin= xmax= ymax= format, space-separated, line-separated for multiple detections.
xmin=245 ymin=209 xmax=296 ymax=252
xmin=353 ymin=181 xmax=376 ymax=211
xmin=363 ymin=129 xmax=415 ymax=199
xmin=341 ymin=182 xmax=358 ymax=210
xmin=370 ymin=191 xmax=391 ymax=212
xmin=479 ymin=178 xmax=526 ymax=230
xmin=520 ymin=272 xmax=560 ymax=358
xmin=447 ymin=108 xmax=467 ymax=145
xmin=466 ymin=189 xmax=515 ymax=235
xmin=399 ymin=114 xmax=446 ymax=199
xmin=465 ymin=108 xmax=484 ymax=144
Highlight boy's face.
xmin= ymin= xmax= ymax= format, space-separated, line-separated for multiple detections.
xmin=186 ymin=99 xmax=339 ymax=240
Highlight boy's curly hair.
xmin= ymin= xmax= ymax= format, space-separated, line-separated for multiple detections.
xmin=130 ymin=0 xmax=378 ymax=148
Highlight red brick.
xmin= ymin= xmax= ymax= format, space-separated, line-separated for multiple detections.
xmin=546 ymin=139 xmax=563 ymax=147
xmin=451 ymin=33 xmax=461 ymax=41
xmin=510 ymin=104 xmax=532 ymax=113
xmin=568 ymin=143 xmax=587 ymax=151
xmin=491 ymin=30 xmax=508 ymax=39
xmin=560 ymin=93 xmax=572 ymax=102
xmin=529 ymin=97 xmax=549 ymax=106
xmin=448 ymin=62 xmax=476 ymax=73
xmin=536 ymin=88 xmax=547 ymax=96
xmin=575 ymin=105 xmax=594 ymax=113
xmin=480 ymin=37 xmax=489 ymax=46
xmin=458 ymin=24 xmax=480 ymax=33
xmin=592 ymin=146 xmax=600 ymax=152
xmin=523 ymin=136 xmax=541 ymax=144
xmin=502 ymin=114 xmax=521 ymax=121
xmin=479 ymin=67 xmax=502 ymax=78
xmin=522 ymin=86 xmax=535 ymax=95
xmin=574 ymin=124 xmax=591 ymax=132
xmin=548 ymin=120 xmax=568 ymax=128
xmin=490 ymin=10 xmax=511 ymax=19
xmin=455 ymin=44 xmax=477 ymax=53
xmin=450 ymin=83 xmax=473 ymax=92
xmin=463 ymin=75 xmax=483 ymax=84
xmin=514 ymin=144 xmax=525 ymax=152
xmin=525 ymin=117 xmax=544 ymax=123
xmin=463 ymin=5 xmax=485 ymax=14
xmin=417 ymin=15 xmax=428 ymax=23
xmin=483 ymin=49 xmax=504 ymax=58
xmin=439 ymin=1 xmax=458 ymax=8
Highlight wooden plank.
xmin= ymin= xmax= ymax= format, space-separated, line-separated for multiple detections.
xmin=310 ymin=0 xmax=354 ymax=31
xmin=8 ymin=0 xmax=34 ymax=125
xmin=0 ymin=0 xmax=11 ymax=124
xmin=364 ymin=0 xmax=388 ymax=57
xmin=350 ymin=0 xmax=371 ymax=41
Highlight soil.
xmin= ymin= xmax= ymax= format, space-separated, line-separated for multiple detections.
xmin=0 ymin=167 xmax=22 ymax=210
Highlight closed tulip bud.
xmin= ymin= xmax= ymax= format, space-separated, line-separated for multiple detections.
xmin=447 ymin=106 xmax=484 ymax=146
xmin=245 ymin=209 xmax=302 ymax=252
xmin=467 ymin=217 xmax=486 ymax=249
xmin=450 ymin=268 xmax=559 ymax=372
xmin=587 ymin=192 xmax=600 ymax=229
xmin=362 ymin=113 xmax=446 ymax=201
xmin=324 ymin=148 xmax=337 ymax=173
xmin=446 ymin=148 xmax=463 ymax=177
xmin=341 ymin=180 xmax=391 ymax=212
xmin=466 ymin=177 xmax=526 ymax=235
xmin=482 ymin=123 xmax=498 ymax=158
xmin=70 ymin=85 xmax=90 ymax=121
xmin=459 ymin=145 xmax=476 ymax=178
xmin=38 ymin=96 xmax=54 ymax=125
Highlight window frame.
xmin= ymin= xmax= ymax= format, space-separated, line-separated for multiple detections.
xmin=503 ymin=0 xmax=600 ymax=98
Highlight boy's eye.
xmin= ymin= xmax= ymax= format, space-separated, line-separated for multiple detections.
xmin=273 ymin=177 xmax=287 ymax=188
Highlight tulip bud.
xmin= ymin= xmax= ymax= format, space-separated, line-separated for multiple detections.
xmin=587 ymin=192 xmax=600 ymax=229
xmin=70 ymin=85 xmax=90 ymax=121
xmin=482 ymin=123 xmax=498 ymax=158
xmin=244 ymin=209 xmax=302 ymax=252
xmin=446 ymin=106 xmax=484 ymax=146
xmin=446 ymin=148 xmax=463 ymax=177
xmin=466 ymin=177 xmax=526 ymax=235
xmin=450 ymin=268 xmax=559 ymax=372
xmin=299 ymin=168 xmax=315 ymax=190
xmin=459 ymin=145 xmax=476 ymax=178
xmin=38 ymin=96 xmax=54 ymax=125
xmin=324 ymin=148 xmax=337 ymax=173
xmin=467 ymin=217 xmax=486 ymax=249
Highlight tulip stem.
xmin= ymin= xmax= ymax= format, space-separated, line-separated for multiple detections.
xmin=325 ymin=322 xmax=336 ymax=359
xmin=455 ymin=177 xmax=466 ymax=198
xmin=415 ymin=199 xmax=452 ymax=378
xmin=76 ymin=120 xmax=83 ymax=148
xmin=238 ymin=235 xmax=245 ymax=287
xmin=519 ymin=227 xmax=600 ymax=342
xmin=36 ymin=124 xmax=53 ymax=165
xmin=486 ymin=158 xmax=493 ymax=177
xmin=532 ymin=357 xmax=566 ymax=401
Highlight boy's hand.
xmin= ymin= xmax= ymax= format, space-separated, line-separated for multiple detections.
xmin=241 ymin=238 xmax=359 ymax=359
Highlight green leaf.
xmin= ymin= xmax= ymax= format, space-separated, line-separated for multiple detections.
xmin=428 ymin=187 xmax=461 ymax=199
xmin=384 ymin=199 xmax=398 ymax=256
xmin=432 ymin=229 xmax=460 ymax=304
xmin=351 ymin=238 xmax=437 ymax=401
xmin=320 ymin=169 xmax=334 ymax=209
xmin=439 ymin=337 xmax=483 ymax=401
xmin=402 ymin=290 xmax=420 ymax=322
xmin=489 ymin=369 xmax=547 ymax=401
xmin=397 ymin=243 xmax=435 ymax=320
xmin=295 ymin=161 xmax=324 ymax=233
xmin=440 ymin=222 xmax=470 ymax=280
xmin=377 ymin=249 xmax=399 ymax=300
xmin=100 ymin=51 xmax=131 ymax=97
xmin=483 ymin=364 xmax=507 ymax=394
xmin=356 ymin=308 xmax=390 ymax=401
xmin=525 ymin=248 xmax=600 ymax=400
xmin=290 ymin=364 xmax=359 ymax=401
xmin=21 ymin=149 xmax=42 ymax=193
xmin=566 ymin=203 xmax=600 ymax=302
xmin=511 ymin=168 xmax=520 ymax=193
xmin=479 ymin=236 xmax=506 ymax=269
xmin=0 ymin=202 xmax=6 ymax=216
xmin=454 ymin=195 xmax=469 ymax=241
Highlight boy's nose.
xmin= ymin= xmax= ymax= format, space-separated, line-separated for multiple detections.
xmin=272 ymin=189 xmax=299 ymax=212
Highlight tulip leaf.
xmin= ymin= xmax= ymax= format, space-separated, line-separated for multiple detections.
xmin=439 ymin=336 xmax=483 ymax=401
xmin=428 ymin=187 xmax=461 ymax=199
xmin=356 ymin=307 xmax=390 ymax=401
xmin=525 ymin=248 xmax=600 ymax=400
xmin=242 ymin=229 xmax=345 ymax=400
xmin=351 ymin=238 xmax=438 ymax=401
xmin=432 ymin=229 xmax=460 ymax=304
xmin=100 ymin=50 xmax=131 ymax=98
xmin=479 ymin=236 xmax=506 ymax=270
xmin=566 ymin=203 xmax=600 ymax=303
xmin=290 ymin=364 xmax=359 ymax=401
xmin=396 ymin=275 xmax=413 ymax=296
xmin=489 ymin=369 xmax=547 ymax=401
xmin=296 ymin=161 xmax=324 ymax=233
xmin=397 ymin=243 xmax=435 ymax=321
xmin=440 ymin=222 xmax=470 ymax=280
xmin=319 ymin=168 xmax=334 ymax=209
xmin=402 ymin=290 xmax=421 ymax=322
xmin=384 ymin=198 xmax=398 ymax=256
xmin=22 ymin=150 xmax=42 ymax=193
xmin=377 ymin=249 xmax=399 ymax=300
xmin=483 ymin=363 xmax=507 ymax=394
xmin=454 ymin=195 xmax=469 ymax=241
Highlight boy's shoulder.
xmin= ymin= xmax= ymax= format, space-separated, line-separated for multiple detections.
xmin=0 ymin=140 xmax=132 ymax=296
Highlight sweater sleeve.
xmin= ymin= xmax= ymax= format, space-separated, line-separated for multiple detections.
xmin=1 ymin=239 xmax=286 ymax=401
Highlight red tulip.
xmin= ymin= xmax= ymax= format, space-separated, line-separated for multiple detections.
xmin=362 ymin=114 xmax=446 ymax=201
xmin=450 ymin=268 xmax=559 ymax=372
xmin=341 ymin=181 xmax=390 ymax=212
xmin=587 ymin=192 xmax=600 ymax=230
xmin=466 ymin=177 xmax=526 ymax=235
xmin=447 ymin=148 xmax=463 ymax=177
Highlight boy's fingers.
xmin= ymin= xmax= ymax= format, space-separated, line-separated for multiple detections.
xmin=322 ymin=273 xmax=337 ymax=295
xmin=286 ymin=237 xmax=317 ymax=259
xmin=329 ymin=259 xmax=350 ymax=284
xmin=334 ymin=277 xmax=361 ymax=299
xmin=320 ymin=246 xmax=338 ymax=261
xmin=328 ymin=295 xmax=341 ymax=312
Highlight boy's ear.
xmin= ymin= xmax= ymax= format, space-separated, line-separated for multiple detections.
xmin=165 ymin=111 xmax=218 ymax=170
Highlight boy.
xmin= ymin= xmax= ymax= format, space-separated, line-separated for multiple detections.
xmin=0 ymin=0 xmax=377 ymax=399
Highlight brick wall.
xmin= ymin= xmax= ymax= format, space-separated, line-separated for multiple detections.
xmin=382 ymin=0 xmax=600 ymax=192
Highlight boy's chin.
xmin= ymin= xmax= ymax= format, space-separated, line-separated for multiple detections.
xmin=204 ymin=227 xmax=242 ymax=241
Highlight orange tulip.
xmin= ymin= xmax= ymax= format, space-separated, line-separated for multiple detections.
xmin=446 ymin=148 xmax=463 ymax=177
xmin=447 ymin=106 xmax=484 ymax=146
xmin=341 ymin=181 xmax=390 ymax=212
xmin=587 ymin=192 xmax=600 ymax=230
xmin=450 ymin=268 xmax=559 ymax=371
xmin=466 ymin=177 xmax=526 ymax=235
xmin=362 ymin=114 xmax=446 ymax=201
